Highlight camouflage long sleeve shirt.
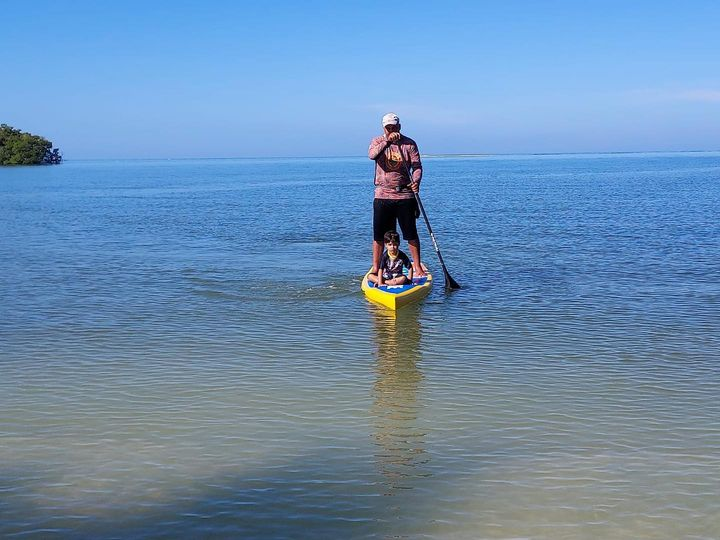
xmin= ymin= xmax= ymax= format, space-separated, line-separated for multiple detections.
xmin=368 ymin=134 xmax=422 ymax=200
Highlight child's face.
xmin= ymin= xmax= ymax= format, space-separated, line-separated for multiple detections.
xmin=385 ymin=241 xmax=399 ymax=255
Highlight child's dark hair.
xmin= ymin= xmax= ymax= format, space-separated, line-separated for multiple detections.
xmin=383 ymin=230 xmax=400 ymax=244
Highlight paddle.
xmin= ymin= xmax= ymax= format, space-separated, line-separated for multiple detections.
xmin=395 ymin=144 xmax=461 ymax=290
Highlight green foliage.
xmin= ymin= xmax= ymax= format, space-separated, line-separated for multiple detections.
xmin=0 ymin=124 xmax=62 ymax=165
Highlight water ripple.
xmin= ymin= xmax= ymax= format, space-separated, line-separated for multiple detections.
xmin=2 ymin=156 xmax=720 ymax=538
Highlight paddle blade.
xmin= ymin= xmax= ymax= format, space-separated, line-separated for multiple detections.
xmin=443 ymin=271 xmax=461 ymax=290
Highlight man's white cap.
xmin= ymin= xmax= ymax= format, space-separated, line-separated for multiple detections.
xmin=382 ymin=113 xmax=400 ymax=126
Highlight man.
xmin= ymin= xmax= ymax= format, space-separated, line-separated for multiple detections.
xmin=368 ymin=113 xmax=425 ymax=277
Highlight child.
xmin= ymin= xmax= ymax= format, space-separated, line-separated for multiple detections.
xmin=368 ymin=230 xmax=414 ymax=286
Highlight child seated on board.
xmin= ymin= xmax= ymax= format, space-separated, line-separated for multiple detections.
xmin=368 ymin=230 xmax=414 ymax=286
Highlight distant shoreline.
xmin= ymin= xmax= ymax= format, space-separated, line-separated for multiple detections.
xmin=423 ymin=149 xmax=719 ymax=158
xmin=53 ymin=150 xmax=720 ymax=162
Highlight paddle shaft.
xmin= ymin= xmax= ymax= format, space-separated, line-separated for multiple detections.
xmin=394 ymin=143 xmax=461 ymax=290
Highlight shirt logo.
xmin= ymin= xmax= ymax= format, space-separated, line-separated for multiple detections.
xmin=385 ymin=147 xmax=403 ymax=171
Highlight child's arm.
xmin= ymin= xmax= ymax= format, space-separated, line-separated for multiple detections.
xmin=404 ymin=253 xmax=414 ymax=281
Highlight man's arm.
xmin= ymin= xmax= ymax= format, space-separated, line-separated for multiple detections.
xmin=369 ymin=132 xmax=401 ymax=160
xmin=368 ymin=136 xmax=390 ymax=160
xmin=409 ymin=142 xmax=423 ymax=190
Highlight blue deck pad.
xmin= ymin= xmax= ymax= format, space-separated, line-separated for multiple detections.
xmin=367 ymin=275 xmax=428 ymax=294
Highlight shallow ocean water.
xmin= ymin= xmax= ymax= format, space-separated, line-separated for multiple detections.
xmin=1 ymin=153 xmax=719 ymax=538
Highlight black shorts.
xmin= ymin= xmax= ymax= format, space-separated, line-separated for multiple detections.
xmin=373 ymin=198 xmax=419 ymax=242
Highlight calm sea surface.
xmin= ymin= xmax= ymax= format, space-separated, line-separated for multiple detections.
xmin=1 ymin=154 xmax=719 ymax=539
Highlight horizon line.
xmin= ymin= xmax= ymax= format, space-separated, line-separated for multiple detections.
xmin=59 ymin=149 xmax=720 ymax=162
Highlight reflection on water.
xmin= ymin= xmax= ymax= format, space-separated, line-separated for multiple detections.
xmin=369 ymin=305 xmax=430 ymax=493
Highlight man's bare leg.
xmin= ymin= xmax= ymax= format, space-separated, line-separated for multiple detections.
xmin=372 ymin=240 xmax=383 ymax=273
xmin=408 ymin=239 xmax=424 ymax=276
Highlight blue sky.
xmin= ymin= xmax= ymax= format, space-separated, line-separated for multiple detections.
xmin=2 ymin=1 xmax=719 ymax=158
